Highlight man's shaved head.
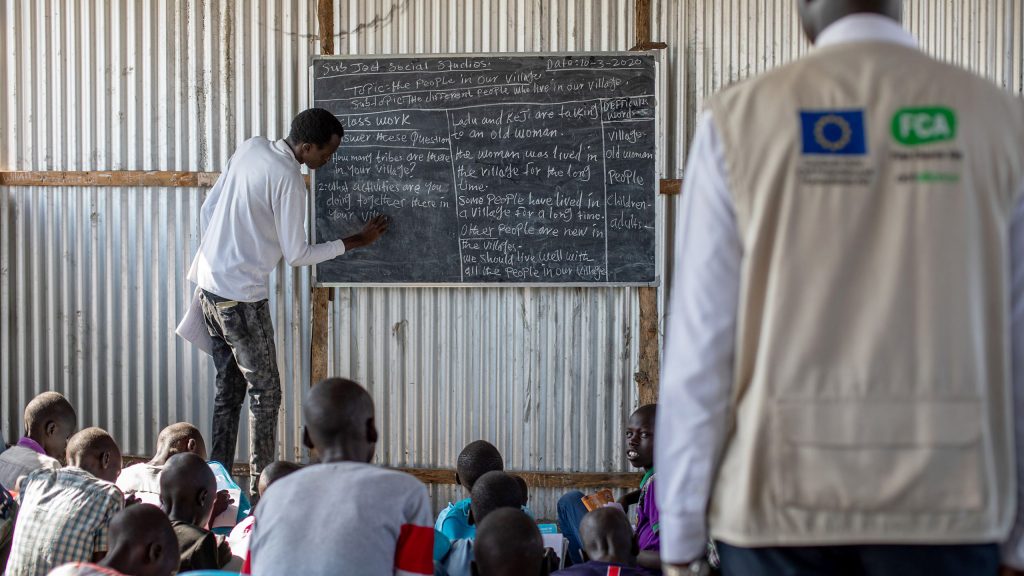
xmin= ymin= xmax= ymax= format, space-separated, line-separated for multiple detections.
xmin=23 ymin=391 xmax=77 ymax=461
xmin=302 ymin=378 xmax=377 ymax=463
xmin=796 ymin=0 xmax=902 ymax=43
xmin=104 ymin=504 xmax=179 ymax=576
xmin=470 ymin=471 xmax=524 ymax=525
xmin=456 ymin=440 xmax=504 ymax=491
xmin=472 ymin=508 xmax=545 ymax=576
xmin=258 ymin=460 xmax=303 ymax=497
xmin=580 ymin=507 xmax=637 ymax=565
xmin=160 ymin=452 xmax=217 ymax=527
xmin=153 ymin=422 xmax=207 ymax=463
xmin=67 ymin=427 xmax=122 ymax=482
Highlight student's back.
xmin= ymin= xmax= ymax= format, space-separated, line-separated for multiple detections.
xmin=0 ymin=445 xmax=60 ymax=492
xmin=6 ymin=427 xmax=125 ymax=576
xmin=249 ymin=461 xmax=433 ymax=576
xmin=0 ymin=392 xmax=77 ymax=491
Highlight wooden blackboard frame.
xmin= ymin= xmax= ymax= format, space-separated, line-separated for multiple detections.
xmin=309 ymin=51 xmax=662 ymax=288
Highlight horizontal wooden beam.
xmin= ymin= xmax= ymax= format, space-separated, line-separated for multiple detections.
xmin=659 ymin=178 xmax=682 ymax=195
xmin=122 ymin=456 xmax=642 ymax=490
xmin=630 ymin=41 xmax=669 ymax=51
xmin=0 ymin=170 xmax=221 ymax=187
xmin=398 ymin=468 xmax=643 ymax=490
xmin=0 ymin=170 xmax=313 ymax=188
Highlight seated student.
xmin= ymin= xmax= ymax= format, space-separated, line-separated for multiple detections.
xmin=0 ymin=392 xmax=77 ymax=490
xmin=226 ymin=460 xmax=302 ymax=566
xmin=48 ymin=504 xmax=180 ymax=576
xmin=117 ymin=422 xmax=207 ymax=498
xmin=6 ymin=427 xmax=124 ymax=576
xmin=512 ymin=475 xmax=529 ymax=507
xmin=472 ymin=508 xmax=548 ymax=576
xmin=436 ymin=440 xmax=505 ymax=541
xmin=510 ymin=474 xmax=537 ymax=519
xmin=440 ymin=471 xmax=530 ymax=576
xmin=159 ymin=452 xmax=231 ymax=572
xmin=553 ymin=507 xmax=652 ymax=576
xmin=1 ymin=482 xmax=18 ymax=573
xmin=247 ymin=377 xmax=434 ymax=576
xmin=558 ymin=405 xmax=659 ymax=569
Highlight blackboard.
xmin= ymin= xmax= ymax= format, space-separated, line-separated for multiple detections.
xmin=311 ymin=53 xmax=657 ymax=286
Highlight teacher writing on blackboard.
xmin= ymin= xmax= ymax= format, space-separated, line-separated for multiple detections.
xmin=177 ymin=108 xmax=389 ymax=500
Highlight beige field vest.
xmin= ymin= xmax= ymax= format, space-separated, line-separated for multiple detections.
xmin=707 ymin=42 xmax=1024 ymax=546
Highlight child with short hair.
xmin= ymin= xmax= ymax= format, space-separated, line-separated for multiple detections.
xmin=553 ymin=507 xmax=653 ymax=575
xmin=0 ymin=392 xmax=77 ymax=491
xmin=225 ymin=460 xmax=302 ymax=566
xmin=117 ymin=422 xmax=207 ymax=500
xmin=5 ymin=428 xmax=124 ymax=576
xmin=436 ymin=440 xmax=505 ymax=541
xmin=440 ymin=471 xmax=530 ymax=576
xmin=472 ymin=508 xmax=549 ymax=576
xmin=624 ymin=405 xmax=659 ymax=570
xmin=558 ymin=405 xmax=660 ymax=569
xmin=48 ymin=505 xmax=180 ymax=576
xmin=247 ymin=378 xmax=434 ymax=576
xmin=159 ymin=452 xmax=231 ymax=571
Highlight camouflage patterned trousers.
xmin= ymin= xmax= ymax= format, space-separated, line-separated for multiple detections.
xmin=200 ymin=290 xmax=281 ymax=501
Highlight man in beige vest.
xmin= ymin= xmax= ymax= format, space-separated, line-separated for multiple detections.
xmin=656 ymin=1 xmax=1024 ymax=575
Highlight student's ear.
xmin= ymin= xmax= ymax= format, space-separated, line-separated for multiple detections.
xmin=100 ymin=450 xmax=111 ymax=470
xmin=454 ymin=472 xmax=462 ymax=486
xmin=186 ymin=438 xmax=198 ymax=453
xmin=44 ymin=420 xmax=58 ymax=438
xmin=366 ymin=417 xmax=378 ymax=444
xmin=147 ymin=541 xmax=163 ymax=564
xmin=197 ymin=486 xmax=210 ymax=508
xmin=302 ymin=427 xmax=314 ymax=450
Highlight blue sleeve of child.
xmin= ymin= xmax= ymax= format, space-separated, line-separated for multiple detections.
xmin=436 ymin=498 xmax=473 ymax=541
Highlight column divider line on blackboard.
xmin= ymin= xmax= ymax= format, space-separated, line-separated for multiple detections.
xmin=444 ymin=109 xmax=465 ymax=282
xmin=599 ymin=102 xmax=611 ymax=282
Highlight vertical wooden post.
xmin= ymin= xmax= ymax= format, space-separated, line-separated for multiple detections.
xmin=633 ymin=0 xmax=659 ymax=406
xmin=634 ymin=0 xmax=651 ymax=48
xmin=311 ymin=0 xmax=334 ymax=388
xmin=630 ymin=0 xmax=667 ymax=52
xmin=317 ymin=0 xmax=334 ymax=56
xmin=635 ymin=287 xmax=660 ymax=406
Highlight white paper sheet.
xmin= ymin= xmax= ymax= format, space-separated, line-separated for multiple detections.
xmin=176 ymin=286 xmax=213 ymax=355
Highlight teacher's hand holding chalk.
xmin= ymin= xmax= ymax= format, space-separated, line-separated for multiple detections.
xmin=342 ymin=215 xmax=391 ymax=251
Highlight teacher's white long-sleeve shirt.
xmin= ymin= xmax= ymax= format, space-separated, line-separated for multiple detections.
xmin=656 ymin=14 xmax=1024 ymax=567
xmin=187 ymin=137 xmax=345 ymax=302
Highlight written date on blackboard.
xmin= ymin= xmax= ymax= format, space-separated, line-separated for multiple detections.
xmin=312 ymin=54 xmax=656 ymax=285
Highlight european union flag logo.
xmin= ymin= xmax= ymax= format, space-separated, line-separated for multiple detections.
xmin=800 ymin=109 xmax=868 ymax=155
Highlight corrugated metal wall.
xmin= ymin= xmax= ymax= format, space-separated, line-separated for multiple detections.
xmin=2 ymin=0 xmax=1022 ymax=518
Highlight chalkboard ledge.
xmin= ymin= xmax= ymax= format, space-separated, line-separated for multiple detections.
xmin=312 ymin=281 xmax=661 ymax=289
